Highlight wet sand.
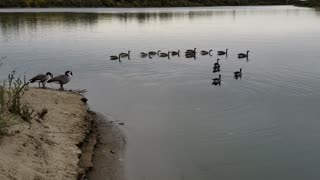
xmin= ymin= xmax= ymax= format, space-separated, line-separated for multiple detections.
xmin=87 ymin=112 xmax=126 ymax=180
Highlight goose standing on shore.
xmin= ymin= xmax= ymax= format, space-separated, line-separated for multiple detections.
xmin=120 ymin=51 xmax=131 ymax=60
xmin=29 ymin=72 xmax=53 ymax=88
xmin=238 ymin=51 xmax=249 ymax=59
xmin=201 ymin=49 xmax=213 ymax=56
xmin=47 ymin=71 xmax=73 ymax=91
xmin=234 ymin=68 xmax=242 ymax=79
xmin=218 ymin=49 xmax=228 ymax=56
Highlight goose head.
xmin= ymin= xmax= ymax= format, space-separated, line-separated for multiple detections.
xmin=46 ymin=72 xmax=53 ymax=78
xmin=65 ymin=71 xmax=73 ymax=77
xmin=240 ymin=68 xmax=242 ymax=73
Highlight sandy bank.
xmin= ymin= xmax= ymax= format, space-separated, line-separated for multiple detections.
xmin=0 ymin=88 xmax=124 ymax=180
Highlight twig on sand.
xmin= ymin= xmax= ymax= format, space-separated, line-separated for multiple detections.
xmin=67 ymin=89 xmax=87 ymax=94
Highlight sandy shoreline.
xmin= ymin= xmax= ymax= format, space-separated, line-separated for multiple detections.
xmin=0 ymin=88 xmax=125 ymax=180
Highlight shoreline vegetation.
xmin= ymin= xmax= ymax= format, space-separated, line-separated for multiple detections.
xmin=0 ymin=0 xmax=295 ymax=8
xmin=0 ymin=73 xmax=125 ymax=180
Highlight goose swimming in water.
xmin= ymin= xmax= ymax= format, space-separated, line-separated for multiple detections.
xmin=47 ymin=71 xmax=73 ymax=91
xmin=149 ymin=50 xmax=161 ymax=56
xmin=185 ymin=52 xmax=196 ymax=59
xmin=171 ymin=50 xmax=180 ymax=56
xmin=120 ymin=51 xmax=131 ymax=59
xmin=159 ymin=51 xmax=171 ymax=59
xmin=238 ymin=51 xmax=249 ymax=59
xmin=212 ymin=74 xmax=222 ymax=86
xmin=29 ymin=72 xmax=53 ymax=88
xmin=218 ymin=49 xmax=228 ymax=56
xmin=186 ymin=48 xmax=197 ymax=54
xmin=214 ymin=59 xmax=220 ymax=68
xmin=234 ymin=68 xmax=242 ymax=79
xmin=201 ymin=49 xmax=213 ymax=56
xmin=110 ymin=54 xmax=121 ymax=61
xmin=140 ymin=52 xmax=148 ymax=58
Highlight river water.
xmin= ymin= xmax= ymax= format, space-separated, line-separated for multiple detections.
xmin=1 ymin=6 xmax=320 ymax=180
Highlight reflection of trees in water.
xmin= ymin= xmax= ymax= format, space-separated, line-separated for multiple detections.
xmin=0 ymin=8 xmax=307 ymax=35
xmin=0 ymin=13 xmax=99 ymax=36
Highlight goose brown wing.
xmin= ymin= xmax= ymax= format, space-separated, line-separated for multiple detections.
xmin=29 ymin=74 xmax=46 ymax=83
xmin=48 ymin=75 xmax=65 ymax=83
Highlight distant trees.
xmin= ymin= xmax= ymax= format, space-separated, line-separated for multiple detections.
xmin=0 ymin=0 xmax=291 ymax=7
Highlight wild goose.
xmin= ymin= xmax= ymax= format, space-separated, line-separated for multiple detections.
xmin=234 ymin=68 xmax=242 ymax=79
xmin=218 ymin=49 xmax=228 ymax=56
xmin=186 ymin=48 xmax=197 ymax=54
xmin=120 ymin=51 xmax=131 ymax=59
xmin=29 ymin=72 xmax=53 ymax=88
xmin=238 ymin=51 xmax=249 ymax=59
xmin=214 ymin=59 xmax=220 ymax=68
xmin=212 ymin=74 xmax=222 ymax=86
xmin=185 ymin=52 xmax=196 ymax=59
xmin=159 ymin=51 xmax=171 ymax=59
xmin=149 ymin=50 xmax=161 ymax=56
xmin=171 ymin=50 xmax=180 ymax=56
xmin=140 ymin=52 xmax=148 ymax=58
xmin=201 ymin=49 xmax=213 ymax=56
xmin=47 ymin=71 xmax=73 ymax=91
xmin=110 ymin=54 xmax=121 ymax=61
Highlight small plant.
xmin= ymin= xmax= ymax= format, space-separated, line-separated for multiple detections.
xmin=6 ymin=71 xmax=34 ymax=123
xmin=0 ymin=70 xmax=35 ymax=138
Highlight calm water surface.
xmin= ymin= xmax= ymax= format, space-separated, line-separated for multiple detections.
xmin=1 ymin=6 xmax=320 ymax=180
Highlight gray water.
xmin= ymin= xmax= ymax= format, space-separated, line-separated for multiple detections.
xmin=1 ymin=6 xmax=320 ymax=180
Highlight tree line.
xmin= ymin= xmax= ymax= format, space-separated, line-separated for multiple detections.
xmin=0 ymin=0 xmax=292 ymax=8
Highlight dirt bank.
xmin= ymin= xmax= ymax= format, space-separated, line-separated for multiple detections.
xmin=0 ymin=88 xmax=124 ymax=180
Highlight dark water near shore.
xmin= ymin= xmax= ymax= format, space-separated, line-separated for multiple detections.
xmin=1 ymin=6 xmax=320 ymax=180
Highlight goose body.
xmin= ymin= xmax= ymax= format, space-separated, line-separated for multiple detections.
xmin=47 ymin=71 xmax=73 ymax=90
xmin=185 ymin=52 xmax=196 ymax=59
xmin=140 ymin=52 xmax=148 ymax=57
xmin=110 ymin=54 xmax=121 ymax=61
xmin=234 ymin=68 xmax=242 ymax=78
xmin=149 ymin=50 xmax=161 ymax=56
xmin=201 ymin=49 xmax=213 ymax=56
xmin=218 ymin=49 xmax=228 ymax=56
xmin=171 ymin=50 xmax=180 ymax=56
xmin=212 ymin=74 xmax=222 ymax=86
xmin=238 ymin=51 xmax=249 ymax=58
xmin=159 ymin=51 xmax=170 ymax=58
xmin=120 ymin=51 xmax=131 ymax=59
xmin=29 ymin=72 xmax=53 ymax=88
xmin=186 ymin=48 xmax=197 ymax=54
